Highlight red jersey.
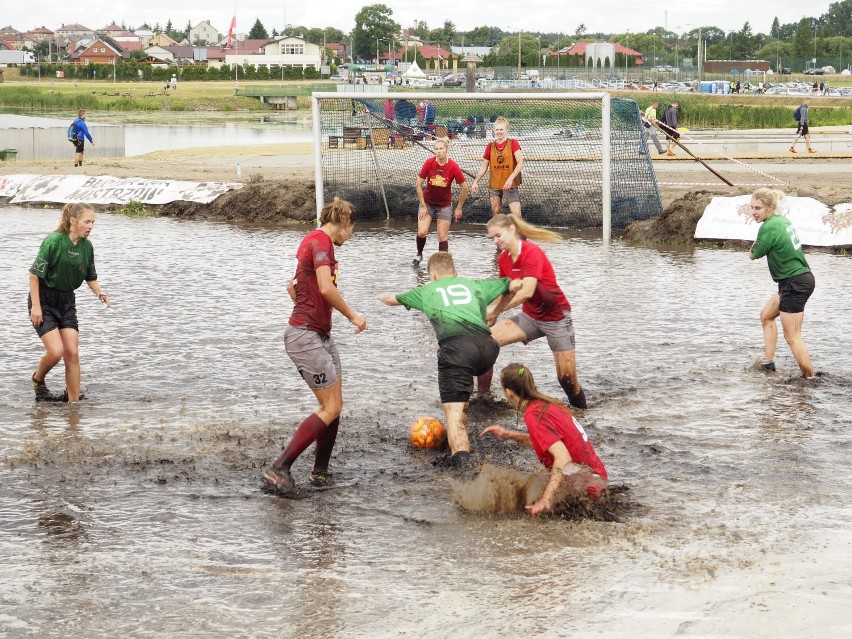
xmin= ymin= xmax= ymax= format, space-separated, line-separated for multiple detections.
xmin=419 ymin=157 xmax=466 ymax=208
xmin=497 ymin=240 xmax=571 ymax=320
xmin=525 ymin=400 xmax=607 ymax=480
xmin=288 ymin=229 xmax=338 ymax=336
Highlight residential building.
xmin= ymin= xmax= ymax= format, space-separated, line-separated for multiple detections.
xmin=67 ymin=36 xmax=129 ymax=65
xmin=56 ymin=23 xmax=95 ymax=39
xmin=189 ymin=20 xmax=221 ymax=46
xmin=147 ymin=33 xmax=180 ymax=48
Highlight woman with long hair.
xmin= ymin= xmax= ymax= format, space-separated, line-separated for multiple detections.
xmin=263 ymin=198 xmax=368 ymax=496
xmin=29 ymin=203 xmax=110 ymax=402
xmin=749 ymin=188 xmax=816 ymax=377
xmin=479 ymin=213 xmax=587 ymax=408
xmin=481 ymin=363 xmax=607 ymax=515
xmin=412 ymin=136 xmax=468 ymax=266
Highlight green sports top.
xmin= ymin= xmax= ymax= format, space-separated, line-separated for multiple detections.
xmin=751 ymin=214 xmax=810 ymax=282
xmin=396 ymin=276 xmax=510 ymax=342
xmin=29 ymin=232 xmax=97 ymax=291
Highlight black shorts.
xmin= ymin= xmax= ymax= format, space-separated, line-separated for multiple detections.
xmin=777 ymin=271 xmax=815 ymax=314
xmin=28 ymin=284 xmax=78 ymax=337
xmin=73 ymin=139 xmax=85 ymax=152
xmin=797 ymin=123 xmax=810 ymax=135
xmin=437 ymin=335 xmax=500 ymax=403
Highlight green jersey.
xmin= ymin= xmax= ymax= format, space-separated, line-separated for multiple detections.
xmin=29 ymin=232 xmax=97 ymax=292
xmin=396 ymin=276 xmax=510 ymax=342
xmin=751 ymin=214 xmax=810 ymax=282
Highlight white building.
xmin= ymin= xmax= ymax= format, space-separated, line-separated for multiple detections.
xmin=189 ymin=20 xmax=220 ymax=46
xmin=224 ymin=36 xmax=321 ymax=70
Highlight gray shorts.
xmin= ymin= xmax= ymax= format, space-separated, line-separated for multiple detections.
xmin=489 ymin=188 xmax=521 ymax=205
xmin=284 ymin=325 xmax=340 ymax=389
xmin=424 ymin=203 xmax=453 ymax=222
xmin=506 ymin=309 xmax=575 ymax=352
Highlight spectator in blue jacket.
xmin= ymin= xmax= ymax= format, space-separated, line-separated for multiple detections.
xmin=71 ymin=109 xmax=94 ymax=167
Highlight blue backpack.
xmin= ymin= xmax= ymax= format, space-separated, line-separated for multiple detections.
xmin=67 ymin=118 xmax=79 ymax=142
xmin=793 ymin=106 xmax=802 ymax=121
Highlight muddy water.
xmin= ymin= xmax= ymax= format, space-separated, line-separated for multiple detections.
xmin=1 ymin=208 xmax=851 ymax=637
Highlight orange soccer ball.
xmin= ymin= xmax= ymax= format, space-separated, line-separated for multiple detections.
xmin=410 ymin=417 xmax=446 ymax=449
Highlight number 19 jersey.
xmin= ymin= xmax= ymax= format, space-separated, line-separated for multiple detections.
xmin=396 ymin=276 xmax=510 ymax=342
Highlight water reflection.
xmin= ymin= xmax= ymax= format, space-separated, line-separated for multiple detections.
xmin=1 ymin=207 xmax=850 ymax=636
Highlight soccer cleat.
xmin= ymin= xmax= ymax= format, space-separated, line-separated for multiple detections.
xmin=412 ymin=254 xmax=423 ymax=266
xmin=263 ymin=466 xmax=296 ymax=495
xmin=789 ymin=147 xmax=797 ymax=153
xmin=760 ymin=360 xmax=776 ymax=372
xmin=308 ymin=469 xmax=334 ymax=488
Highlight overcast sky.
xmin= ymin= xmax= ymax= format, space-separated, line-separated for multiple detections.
xmin=6 ymin=2 xmax=831 ymax=38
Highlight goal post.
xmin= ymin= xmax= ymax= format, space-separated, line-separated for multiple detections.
xmin=311 ymin=91 xmax=662 ymax=241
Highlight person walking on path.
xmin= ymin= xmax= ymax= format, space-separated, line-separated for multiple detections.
xmin=790 ymin=99 xmax=816 ymax=154
xmin=659 ymin=102 xmax=680 ymax=156
xmin=412 ymin=137 xmax=469 ymax=266
xmin=749 ymin=188 xmax=816 ymax=378
xmin=477 ymin=214 xmax=587 ymax=409
xmin=481 ymin=363 xmax=608 ymax=514
xmin=642 ymin=101 xmax=666 ymax=155
xmin=378 ymin=252 xmax=510 ymax=466
xmin=471 ymin=116 xmax=524 ymax=217
xmin=28 ymin=203 xmax=111 ymax=403
xmin=70 ymin=109 xmax=94 ymax=167
xmin=263 ymin=198 xmax=368 ymax=496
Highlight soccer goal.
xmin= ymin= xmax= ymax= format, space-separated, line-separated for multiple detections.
xmin=311 ymin=92 xmax=662 ymax=240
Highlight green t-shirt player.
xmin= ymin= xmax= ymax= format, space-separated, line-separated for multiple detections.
xmin=379 ymin=252 xmax=513 ymax=466
xmin=749 ymin=188 xmax=816 ymax=378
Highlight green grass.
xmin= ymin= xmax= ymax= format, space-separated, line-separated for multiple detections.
xmin=113 ymin=201 xmax=156 ymax=217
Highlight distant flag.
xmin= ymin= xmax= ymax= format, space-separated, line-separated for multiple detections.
xmin=226 ymin=16 xmax=236 ymax=49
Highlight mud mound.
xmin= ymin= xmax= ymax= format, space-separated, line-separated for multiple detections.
xmin=621 ymin=190 xmax=714 ymax=245
xmin=159 ymin=179 xmax=316 ymax=223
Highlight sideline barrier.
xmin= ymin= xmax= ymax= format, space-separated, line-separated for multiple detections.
xmin=0 ymin=174 xmax=243 ymax=205
xmin=695 ymin=195 xmax=852 ymax=246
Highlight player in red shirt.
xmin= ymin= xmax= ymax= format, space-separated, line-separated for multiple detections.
xmin=479 ymin=213 xmax=587 ymax=409
xmin=413 ymin=137 xmax=469 ymax=266
xmin=263 ymin=198 xmax=368 ymax=496
xmin=481 ymin=363 xmax=607 ymax=514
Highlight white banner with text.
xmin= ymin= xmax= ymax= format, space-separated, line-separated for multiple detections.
xmin=695 ymin=196 xmax=852 ymax=247
xmin=2 ymin=175 xmax=242 ymax=205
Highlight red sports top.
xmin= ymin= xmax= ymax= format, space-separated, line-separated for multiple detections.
xmin=288 ymin=229 xmax=338 ymax=336
xmin=525 ymin=400 xmax=607 ymax=479
xmin=497 ymin=240 xmax=571 ymax=321
xmin=419 ymin=156 xmax=466 ymax=208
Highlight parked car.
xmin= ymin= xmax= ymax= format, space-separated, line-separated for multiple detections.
xmin=329 ymin=74 xmax=345 ymax=82
xmin=804 ymin=68 xmax=825 ymax=75
xmin=442 ymin=75 xmax=463 ymax=86
xmin=779 ymin=67 xmax=791 ymax=75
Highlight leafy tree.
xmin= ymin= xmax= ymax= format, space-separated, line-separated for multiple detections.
xmin=770 ymin=17 xmax=781 ymax=39
xmin=352 ymin=4 xmax=399 ymax=61
xmin=820 ymin=0 xmax=852 ymax=36
xmin=465 ymin=25 xmax=503 ymax=47
xmin=412 ymin=20 xmax=429 ymax=40
xmin=183 ymin=20 xmax=192 ymax=41
xmin=248 ymin=18 xmax=269 ymax=40
xmin=271 ymin=28 xmax=278 ymax=37
xmin=793 ymin=18 xmax=815 ymax=59
xmin=575 ymin=24 xmax=587 ymax=37
xmin=164 ymin=19 xmax=173 ymax=38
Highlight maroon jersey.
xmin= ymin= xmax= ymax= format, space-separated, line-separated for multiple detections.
xmin=525 ymin=400 xmax=607 ymax=479
xmin=419 ymin=157 xmax=466 ymax=208
xmin=288 ymin=229 xmax=338 ymax=336
xmin=497 ymin=240 xmax=571 ymax=320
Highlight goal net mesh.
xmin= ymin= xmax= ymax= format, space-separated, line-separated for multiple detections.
xmin=314 ymin=93 xmax=662 ymax=229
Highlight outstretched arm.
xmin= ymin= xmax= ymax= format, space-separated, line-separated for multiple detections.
xmin=526 ymin=441 xmax=572 ymax=516
xmin=377 ymin=292 xmax=401 ymax=306
xmin=480 ymin=425 xmax=532 ymax=447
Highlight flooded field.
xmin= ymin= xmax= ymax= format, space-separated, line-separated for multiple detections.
xmin=1 ymin=207 xmax=851 ymax=638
